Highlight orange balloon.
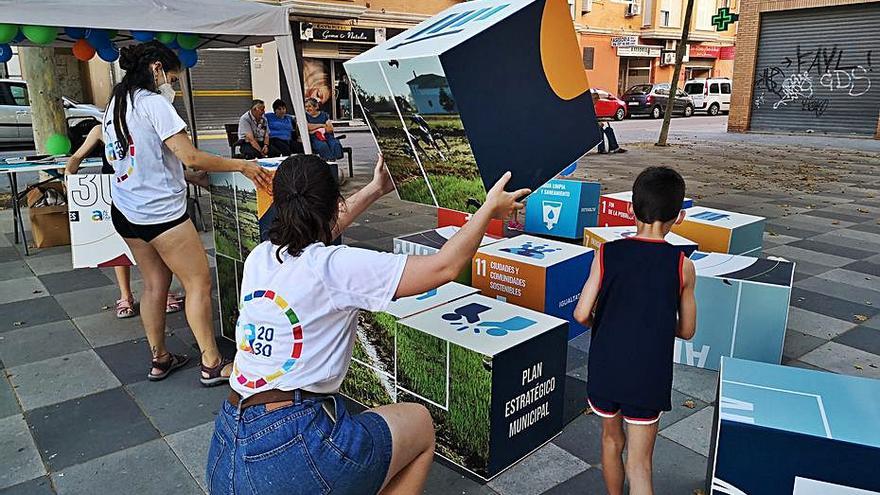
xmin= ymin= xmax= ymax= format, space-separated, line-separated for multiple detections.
xmin=72 ymin=39 xmax=96 ymax=61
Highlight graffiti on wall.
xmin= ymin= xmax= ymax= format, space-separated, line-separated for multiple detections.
xmin=753 ymin=44 xmax=874 ymax=119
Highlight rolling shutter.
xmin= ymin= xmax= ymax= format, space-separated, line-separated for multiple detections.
xmin=174 ymin=49 xmax=252 ymax=131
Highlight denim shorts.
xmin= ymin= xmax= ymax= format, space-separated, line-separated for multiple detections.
xmin=207 ymin=393 xmax=393 ymax=495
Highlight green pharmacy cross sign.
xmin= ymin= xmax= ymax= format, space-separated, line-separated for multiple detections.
xmin=712 ymin=7 xmax=739 ymax=31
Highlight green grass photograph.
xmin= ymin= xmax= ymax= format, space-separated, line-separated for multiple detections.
xmin=397 ymin=327 xmax=492 ymax=476
xmin=209 ymin=174 xmax=240 ymax=261
xmin=234 ymin=174 xmax=260 ymax=260
xmin=341 ymin=311 xmax=399 ymax=408
xmin=215 ymin=254 xmax=240 ymax=341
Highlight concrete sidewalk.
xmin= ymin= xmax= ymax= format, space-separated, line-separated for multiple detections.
xmin=0 ymin=131 xmax=878 ymax=494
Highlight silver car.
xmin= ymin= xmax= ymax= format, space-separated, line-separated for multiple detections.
xmin=0 ymin=79 xmax=104 ymax=145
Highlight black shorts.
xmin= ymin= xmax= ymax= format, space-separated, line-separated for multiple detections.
xmin=111 ymin=204 xmax=189 ymax=243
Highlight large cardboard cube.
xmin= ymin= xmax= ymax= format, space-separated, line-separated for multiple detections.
xmin=209 ymin=158 xmax=287 ymax=340
xmin=676 ymin=252 xmax=794 ymax=371
xmin=393 ymin=226 xmax=499 ymax=284
xmin=708 ymin=357 xmax=880 ymax=494
xmin=344 ymin=0 xmax=599 ymax=214
xmin=471 ymin=235 xmax=593 ymax=339
xmin=340 ymin=282 xmax=479 ymax=409
xmin=396 ymin=294 xmax=568 ymax=479
xmin=583 ymin=226 xmax=698 ymax=256
xmin=598 ymin=191 xmax=694 ymax=227
xmin=672 ymin=206 xmax=765 ymax=256
xmin=524 ymin=179 xmax=601 ymax=239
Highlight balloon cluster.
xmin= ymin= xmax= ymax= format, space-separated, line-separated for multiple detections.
xmin=0 ymin=24 xmax=200 ymax=67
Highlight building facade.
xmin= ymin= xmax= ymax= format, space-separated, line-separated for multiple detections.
xmin=571 ymin=0 xmax=737 ymax=96
xmin=728 ymin=0 xmax=880 ymax=138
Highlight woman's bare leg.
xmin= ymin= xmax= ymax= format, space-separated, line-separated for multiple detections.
xmin=150 ymin=220 xmax=226 ymax=375
xmin=123 ymin=237 xmax=172 ymax=375
xmin=368 ymin=402 xmax=435 ymax=494
xmin=114 ymin=266 xmax=133 ymax=301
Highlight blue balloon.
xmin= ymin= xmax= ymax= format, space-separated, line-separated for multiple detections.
xmin=131 ymin=30 xmax=155 ymax=42
xmin=166 ymin=39 xmax=180 ymax=49
xmin=98 ymin=44 xmax=119 ymax=62
xmin=12 ymin=31 xmax=25 ymax=43
xmin=85 ymin=29 xmax=110 ymax=49
xmin=65 ymin=27 xmax=86 ymax=39
xmin=0 ymin=44 xmax=12 ymax=63
xmin=178 ymin=49 xmax=198 ymax=68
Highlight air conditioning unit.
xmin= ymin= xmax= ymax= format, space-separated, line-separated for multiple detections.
xmin=625 ymin=2 xmax=641 ymax=16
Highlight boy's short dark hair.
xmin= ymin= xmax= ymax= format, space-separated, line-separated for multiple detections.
xmin=632 ymin=166 xmax=686 ymax=223
xmin=272 ymin=99 xmax=287 ymax=111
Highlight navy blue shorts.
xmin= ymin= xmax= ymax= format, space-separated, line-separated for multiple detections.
xmin=208 ymin=394 xmax=392 ymax=495
xmin=588 ymin=394 xmax=662 ymax=425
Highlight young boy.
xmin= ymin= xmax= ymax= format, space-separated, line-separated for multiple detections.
xmin=573 ymin=166 xmax=697 ymax=495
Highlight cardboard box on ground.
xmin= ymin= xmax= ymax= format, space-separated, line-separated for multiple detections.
xmin=27 ymin=181 xmax=70 ymax=248
xmin=709 ymin=357 xmax=880 ymax=494
xmin=344 ymin=0 xmax=600 ymax=214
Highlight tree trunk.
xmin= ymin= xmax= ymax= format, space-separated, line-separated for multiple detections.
xmin=19 ymin=47 xmax=67 ymax=155
xmin=656 ymin=0 xmax=696 ymax=146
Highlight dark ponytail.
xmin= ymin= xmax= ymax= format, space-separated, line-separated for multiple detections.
xmin=268 ymin=154 xmax=343 ymax=262
xmin=110 ymin=41 xmax=181 ymax=158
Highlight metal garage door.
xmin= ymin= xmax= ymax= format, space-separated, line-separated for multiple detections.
xmin=174 ymin=49 xmax=252 ymax=131
xmin=751 ymin=3 xmax=880 ymax=135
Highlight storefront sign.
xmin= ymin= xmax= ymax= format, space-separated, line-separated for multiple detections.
xmin=719 ymin=45 xmax=736 ymax=60
xmin=617 ymin=45 xmax=661 ymax=58
xmin=300 ymin=23 xmax=384 ymax=44
xmin=610 ymin=36 xmax=638 ymax=47
xmin=689 ymin=44 xmax=721 ymax=59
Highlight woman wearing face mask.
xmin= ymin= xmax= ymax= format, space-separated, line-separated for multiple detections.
xmin=104 ymin=41 xmax=272 ymax=385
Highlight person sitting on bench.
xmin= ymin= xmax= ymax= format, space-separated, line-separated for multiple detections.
xmin=266 ymin=99 xmax=297 ymax=157
xmin=305 ymin=97 xmax=344 ymax=161
xmin=238 ymin=99 xmax=270 ymax=159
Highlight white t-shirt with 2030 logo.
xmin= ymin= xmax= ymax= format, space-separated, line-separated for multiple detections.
xmin=231 ymin=241 xmax=407 ymax=398
xmin=102 ymin=89 xmax=187 ymax=225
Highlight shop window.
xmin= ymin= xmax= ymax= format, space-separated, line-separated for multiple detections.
xmin=582 ymin=47 xmax=595 ymax=70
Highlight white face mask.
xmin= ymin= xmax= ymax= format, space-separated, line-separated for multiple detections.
xmin=158 ymin=70 xmax=175 ymax=104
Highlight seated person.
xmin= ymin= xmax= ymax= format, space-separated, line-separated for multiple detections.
xmin=305 ymin=97 xmax=344 ymax=161
xmin=238 ymin=99 xmax=270 ymax=159
xmin=265 ymin=99 xmax=298 ymax=157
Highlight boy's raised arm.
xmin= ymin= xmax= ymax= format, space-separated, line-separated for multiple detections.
xmin=676 ymin=257 xmax=697 ymax=340
xmin=573 ymin=253 xmax=602 ymax=328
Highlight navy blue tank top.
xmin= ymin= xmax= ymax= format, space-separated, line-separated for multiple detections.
xmin=587 ymin=238 xmax=684 ymax=411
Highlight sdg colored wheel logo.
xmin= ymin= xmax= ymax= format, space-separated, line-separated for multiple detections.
xmin=233 ymin=289 xmax=304 ymax=389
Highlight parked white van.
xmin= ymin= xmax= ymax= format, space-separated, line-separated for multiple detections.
xmin=684 ymin=78 xmax=731 ymax=116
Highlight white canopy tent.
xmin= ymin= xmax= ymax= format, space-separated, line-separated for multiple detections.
xmin=0 ymin=0 xmax=312 ymax=152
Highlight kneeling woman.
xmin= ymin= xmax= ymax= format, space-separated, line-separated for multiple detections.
xmin=207 ymin=154 xmax=528 ymax=494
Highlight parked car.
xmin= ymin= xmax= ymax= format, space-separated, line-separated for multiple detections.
xmin=622 ymin=83 xmax=694 ymax=119
xmin=590 ymin=88 xmax=627 ymax=121
xmin=684 ymin=77 xmax=731 ymax=116
xmin=0 ymin=79 xmax=104 ymax=144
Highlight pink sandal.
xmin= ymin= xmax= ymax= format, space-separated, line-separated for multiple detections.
xmin=166 ymin=293 xmax=184 ymax=314
xmin=116 ymin=298 xmax=136 ymax=319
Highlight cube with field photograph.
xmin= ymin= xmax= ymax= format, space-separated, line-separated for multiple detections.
xmin=344 ymin=0 xmax=600 ymax=214
xmin=672 ymin=206 xmax=765 ymax=256
xmin=340 ymin=282 xmax=479 ymax=409
xmin=583 ymin=226 xmax=698 ymax=256
xmin=524 ymin=178 xmax=601 ymax=239
xmin=396 ymin=294 xmax=568 ymax=479
xmin=471 ymin=235 xmax=594 ymax=339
